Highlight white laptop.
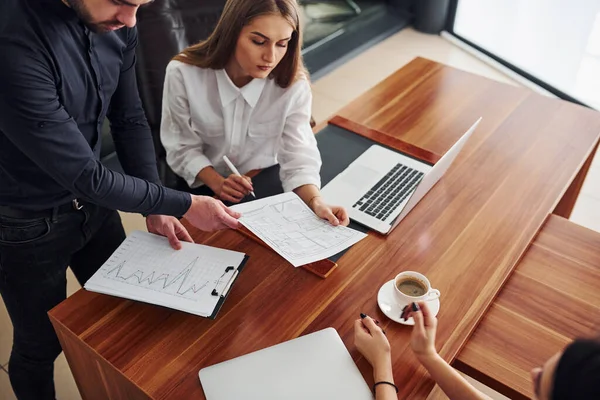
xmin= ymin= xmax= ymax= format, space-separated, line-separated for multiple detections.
xmin=199 ymin=328 xmax=373 ymax=400
xmin=321 ymin=118 xmax=482 ymax=234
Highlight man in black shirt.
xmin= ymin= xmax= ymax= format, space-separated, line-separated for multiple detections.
xmin=0 ymin=0 xmax=240 ymax=398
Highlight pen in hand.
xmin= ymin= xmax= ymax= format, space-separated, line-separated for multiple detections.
xmin=222 ymin=155 xmax=256 ymax=198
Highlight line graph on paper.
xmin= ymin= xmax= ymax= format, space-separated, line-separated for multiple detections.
xmin=104 ymin=258 xmax=211 ymax=300
xmin=95 ymin=232 xmax=233 ymax=301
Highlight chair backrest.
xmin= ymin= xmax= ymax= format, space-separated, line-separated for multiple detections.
xmin=135 ymin=0 xmax=227 ymax=187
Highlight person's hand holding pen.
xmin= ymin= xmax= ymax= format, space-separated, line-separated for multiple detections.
xmin=218 ymin=156 xmax=255 ymax=203
xmin=354 ymin=314 xmax=391 ymax=371
xmin=218 ymin=174 xmax=254 ymax=203
xmin=354 ymin=313 xmax=397 ymax=399
xmin=401 ymin=301 xmax=438 ymax=360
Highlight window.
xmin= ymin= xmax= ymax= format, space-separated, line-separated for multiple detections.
xmin=448 ymin=0 xmax=600 ymax=109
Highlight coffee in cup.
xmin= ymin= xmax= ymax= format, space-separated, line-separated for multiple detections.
xmin=393 ymin=271 xmax=440 ymax=306
xmin=396 ymin=277 xmax=428 ymax=297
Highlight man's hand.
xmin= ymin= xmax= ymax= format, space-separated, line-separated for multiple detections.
xmin=183 ymin=195 xmax=241 ymax=231
xmin=146 ymin=215 xmax=194 ymax=250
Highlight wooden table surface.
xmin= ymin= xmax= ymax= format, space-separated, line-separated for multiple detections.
xmin=49 ymin=57 xmax=600 ymax=399
xmin=454 ymin=215 xmax=600 ymax=400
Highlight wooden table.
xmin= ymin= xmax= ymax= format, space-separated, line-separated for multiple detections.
xmin=453 ymin=215 xmax=600 ymax=400
xmin=49 ymin=57 xmax=600 ymax=399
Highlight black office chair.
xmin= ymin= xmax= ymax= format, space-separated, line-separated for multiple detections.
xmin=134 ymin=0 xmax=227 ymax=189
xmin=301 ymin=0 xmax=361 ymax=23
xmin=99 ymin=0 xmax=226 ymax=187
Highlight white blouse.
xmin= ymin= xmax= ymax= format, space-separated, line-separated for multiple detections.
xmin=160 ymin=60 xmax=322 ymax=192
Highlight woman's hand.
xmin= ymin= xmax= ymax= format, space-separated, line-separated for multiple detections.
xmin=405 ymin=302 xmax=438 ymax=360
xmin=354 ymin=315 xmax=392 ymax=373
xmin=310 ymin=197 xmax=350 ymax=226
xmin=217 ymin=174 xmax=254 ymax=203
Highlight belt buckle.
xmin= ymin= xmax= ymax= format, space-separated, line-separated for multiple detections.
xmin=72 ymin=199 xmax=83 ymax=210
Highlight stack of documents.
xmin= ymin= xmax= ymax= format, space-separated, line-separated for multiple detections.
xmin=85 ymin=231 xmax=248 ymax=318
xmin=231 ymin=192 xmax=367 ymax=267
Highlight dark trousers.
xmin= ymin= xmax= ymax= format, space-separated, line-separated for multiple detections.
xmin=0 ymin=202 xmax=126 ymax=400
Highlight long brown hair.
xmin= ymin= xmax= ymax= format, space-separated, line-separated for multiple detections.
xmin=173 ymin=0 xmax=306 ymax=88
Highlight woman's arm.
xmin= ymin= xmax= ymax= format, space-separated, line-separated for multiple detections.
xmin=354 ymin=316 xmax=397 ymax=400
xmin=416 ymin=353 xmax=490 ymax=400
xmin=197 ymin=167 xmax=225 ymax=194
xmin=277 ymin=80 xmax=322 ymax=193
xmin=197 ymin=166 xmax=254 ymax=203
xmin=280 ymin=80 xmax=349 ymax=225
xmin=372 ymin=360 xmax=397 ymax=400
xmin=293 ymin=183 xmax=320 ymax=205
xmin=293 ymin=184 xmax=350 ymax=226
xmin=407 ymin=303 xmax=491 ymax=400
xmin=160 ymin=62 xmax=213 ymax=188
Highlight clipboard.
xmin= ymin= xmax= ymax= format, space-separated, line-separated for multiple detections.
xmin=209 ymin=254 xmax=250 ymax=319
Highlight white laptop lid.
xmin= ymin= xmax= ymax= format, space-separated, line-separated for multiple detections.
xmin=389 ymin=117 xmax=482 ymax=230
xmin=199 ymin=328 xmax=373 ymax=400
xmin=320 ymin=118 xmax=481 ymax=234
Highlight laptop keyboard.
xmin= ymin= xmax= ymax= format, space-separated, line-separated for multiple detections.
xmin=352 ymin=163 xmax=424 ymax=221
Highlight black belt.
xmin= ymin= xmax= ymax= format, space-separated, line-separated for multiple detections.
xmin=0 ymin=199 xmax=85 ymax=219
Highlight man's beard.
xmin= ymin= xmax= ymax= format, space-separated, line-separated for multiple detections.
xmin=63 ymin=0 xmax=123 ymax=34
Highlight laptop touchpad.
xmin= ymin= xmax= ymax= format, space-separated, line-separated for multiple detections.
xmin=341 ymin=165 xmax=380 ymax=188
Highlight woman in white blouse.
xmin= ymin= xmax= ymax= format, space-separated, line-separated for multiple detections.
xmin=160 ymin=0 xmax=349 ymax=226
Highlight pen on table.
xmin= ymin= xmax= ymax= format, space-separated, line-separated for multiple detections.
xmin=222 ymin=155 xmax=256 ymax=198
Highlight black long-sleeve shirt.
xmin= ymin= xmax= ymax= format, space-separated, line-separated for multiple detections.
xmin=0 ymin=0 xmax=191 ymax=216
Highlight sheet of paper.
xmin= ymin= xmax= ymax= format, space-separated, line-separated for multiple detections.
xmin=231 ymin=192 xmax=367 ymax=267
xmin=84 ymin=231 xmax=246 ymax=317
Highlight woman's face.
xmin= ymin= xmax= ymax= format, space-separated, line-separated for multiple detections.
xmin=531 ymin=350 xmax=562 ymax=400
xmin=233 ymin=14 xmax=294 ymax=80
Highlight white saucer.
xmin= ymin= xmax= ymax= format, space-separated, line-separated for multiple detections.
xmin=377 ymin=280 xmax=440 ymax=325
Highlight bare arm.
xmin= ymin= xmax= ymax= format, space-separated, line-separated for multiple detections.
xmin=354 ymin=316 xmax=398 ymax=400
xmin=197 ymin=167 xmax=225 ymax=194
xmin=407 ymin=303 xmax=491 ymax=400
xmin=417 ymin=354 xmax=491 ymax=400
xmin=293 ymin=183 xmax=320 ymax=206
xmin=373 ymin=361 xmax=397 ymax=400
xmin=294 ymin=184 xmax=350 ymax=226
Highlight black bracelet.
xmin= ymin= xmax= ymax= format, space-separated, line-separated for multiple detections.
xmin=373 ymin=381 xmax=398 ymax=393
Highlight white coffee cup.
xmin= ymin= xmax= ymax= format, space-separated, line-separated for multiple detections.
xmin=393 ymin=271 xmax=440 ymax=306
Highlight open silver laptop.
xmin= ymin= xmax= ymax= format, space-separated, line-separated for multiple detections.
xmin=199 ymin=328 xmax=372 ymax=400
xmin=321 ymin=118 xmax=482 ymax=234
